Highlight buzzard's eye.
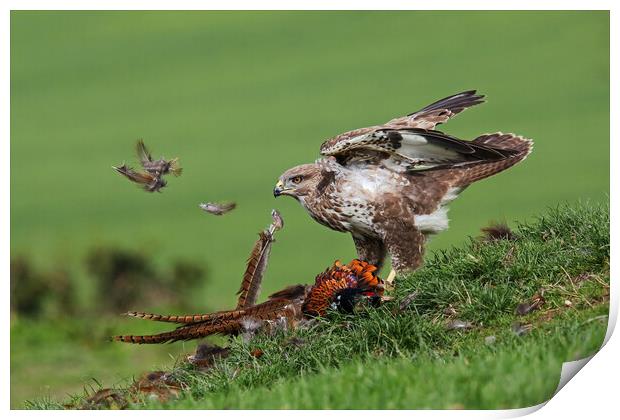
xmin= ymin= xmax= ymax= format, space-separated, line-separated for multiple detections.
xmin=291 ymin=176 xmax=303 ymax=184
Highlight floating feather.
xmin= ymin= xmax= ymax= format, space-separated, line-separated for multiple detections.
xmin=199 ymin=202 xmax=237 ymax=216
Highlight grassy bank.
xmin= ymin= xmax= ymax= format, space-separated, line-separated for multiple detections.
xmin=24 ymin=202 xmax=609 ymax=409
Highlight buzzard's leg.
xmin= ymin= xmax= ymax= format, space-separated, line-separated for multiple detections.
xmin=382 ymin=228 xmax=426 ymax=276
xmin=351 ymin=234 xmax=387 ymax=271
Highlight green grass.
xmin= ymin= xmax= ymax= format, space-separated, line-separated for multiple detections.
xmin=24 ymin=202 xmax=610 ymax=409
xmin=156 ymin=308 xmax=608 ymax=410
xmin=10 ymin=11 xmax=609 ymax=408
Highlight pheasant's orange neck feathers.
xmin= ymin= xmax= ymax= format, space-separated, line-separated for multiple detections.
xmin=302 ymin=259 xmax=383 ymax=317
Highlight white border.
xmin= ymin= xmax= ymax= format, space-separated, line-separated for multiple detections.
xmin=4 ymin=2 xmax=616 ymax=419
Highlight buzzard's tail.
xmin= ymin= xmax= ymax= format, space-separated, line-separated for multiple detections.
xmin=453 ymin=132 xmax=533 ymax=187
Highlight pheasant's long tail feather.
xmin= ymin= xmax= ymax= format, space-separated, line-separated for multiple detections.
xmin=112 ymin=320 xmax=241 ymax=344
xmin=114 ymin=299 xmax=296 ymax=344
xmin=124 ymin=310 xmax=247 ymax=324
xmin=236 ymin=232 xmax=274 ymax=309
xmin=236 ymin=212 xmax=285 ymax=310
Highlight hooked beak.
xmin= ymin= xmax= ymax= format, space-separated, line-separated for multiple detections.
xmin=273 ymin=180 xmax=284 ymax=197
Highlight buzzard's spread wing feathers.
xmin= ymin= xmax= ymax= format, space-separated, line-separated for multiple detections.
xmin=320 ymin=90 xmax=485 ymax=156
xmin=321 ymin=128 xmax=520 ymax=172
xmin=401 ymin=89 xmax=485 ymax=129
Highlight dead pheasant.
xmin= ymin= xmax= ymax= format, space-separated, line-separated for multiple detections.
xmin=113 ymin=209 xmax=384 ymax=344
xmin=112 ymin=259 xmax=384 ymax=344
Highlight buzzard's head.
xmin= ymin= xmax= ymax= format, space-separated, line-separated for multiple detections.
xmin=273 ymin=164 xmax=322 ymax=199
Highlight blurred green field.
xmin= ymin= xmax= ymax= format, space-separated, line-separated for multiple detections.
xmin=10 ymin=11 xmax=609 ymax=408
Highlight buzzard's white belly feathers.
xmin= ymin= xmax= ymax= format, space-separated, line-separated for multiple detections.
xmin=414 ymin=207 xmax=449 ymax=234
xmin=344 ymin=168 xmax=410 ymax=199
xmin=414 ymin=187 xmax=463 ymax=234
xmin=337 ymin=168 xmax=410 ymax=234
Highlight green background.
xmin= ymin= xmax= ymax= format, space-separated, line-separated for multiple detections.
xmin=10 ymin=11 xmax=609 ymax=407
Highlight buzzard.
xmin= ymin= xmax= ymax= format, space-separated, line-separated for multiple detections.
xmin=273 ymin=90 xmax=533 ymax=274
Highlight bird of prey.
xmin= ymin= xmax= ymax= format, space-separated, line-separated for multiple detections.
xmin=273 ymin=90 xmax=533 ymax=274
xmin=199 ymin=202 xmax=237 ymax=216
xmin=113 ymin=140 xmax=181 ymax=193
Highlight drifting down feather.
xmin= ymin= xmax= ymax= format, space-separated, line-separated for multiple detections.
xmin=112 ymin=163 xmax=167 ymax=193
xmin=136 ymin=139 xmax=182 ymax=177
xmin=199 ymin=202 xmax=237 ymax=216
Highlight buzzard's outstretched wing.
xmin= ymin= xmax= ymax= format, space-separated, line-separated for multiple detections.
xmin=320 ymin=90 xmax=485 ymax=156
xmin=321 ymin=128 xmax=521 ymax=172
xmin=394 ymin=89 xmax=485 ymax=130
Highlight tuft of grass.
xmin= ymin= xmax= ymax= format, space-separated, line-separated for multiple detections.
xmin=27 ymin=202 xmax=609 ymax=409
